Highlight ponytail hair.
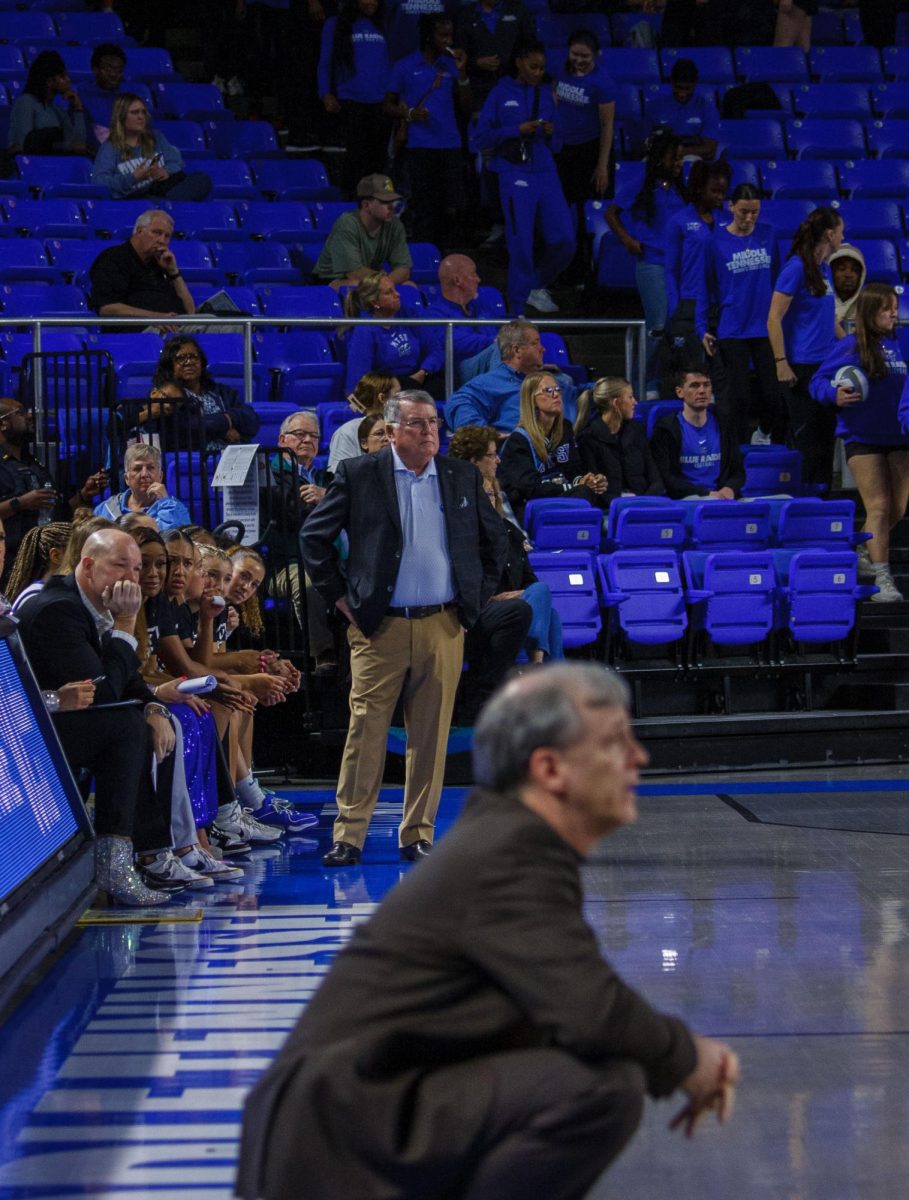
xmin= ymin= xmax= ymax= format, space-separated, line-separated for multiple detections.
xmin=855 ymin=282 xmax=898 ymax=381
xmin=730 ymin=183 xmax=761 ymax=203
xmin=4 ymin=521 xmax=71 ymax=600
xmin=575 ymin=376 xmax=631 ymax=434
xmin=787 ymin=206 xmax=843 ymax=298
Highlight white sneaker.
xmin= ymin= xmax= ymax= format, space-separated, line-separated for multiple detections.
xmin=180 ymin=846 xmax=245 ymax=881
xmin=219 ymin=799 xmax=283 ymax=844
xmin=645 ymin=387 xmax=661 ymax=401
xmin=526 ymin=288 xmax=559 ymax=313
xmin=750 ymin=427 xmax=772 ymax=445
xmin=142 ymin=850 xmax=214 ymax=889
xmin=871 ymin=569 xmax=904 ymax=603
xmin=857 ymin=543 xmax=874 ymax=579
xmin=226 ymin=76 xmax=244 ymax=96
xmin=480 ymin=223 xmax=504 ymax=249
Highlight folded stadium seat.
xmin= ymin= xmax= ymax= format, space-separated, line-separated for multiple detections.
xmin=316 ymin=400 xmax=353 ymax=445
xmin=256 ymin=282 xmax=342 ymax=325
xmin=773 ymin=549 xmax=875 ymax=646
xmin=724 ymin=160 xmax=762 ymax=191
xmin=15 ymin=156 xmax=104 ymax=200
xmin=871 ymin=82 xmax=909 ymax=118
xmin=165 ymin=451 xmax=221 ymax=526
xmin=841 ymin=9 xmax=862 ymax=46
xmin=758 ymin=199 xmax=815 ymax=238
xmin=610 ymin=10 xmax=662 ymax=45
xmin=88 ymin=330 xmax=163 ymax=371
xmin=309 ymin=199 xmax=357 ymax=232
xmin=55 ymin=9 xmax=126 ymax=42
xmin=848 ymin=237 xmax=901 ymax=285
xmin=210 ymin=241 xmax=298 ymax=286
xmin=523 ymin=498 xmax=600 ymax=553
xmin=603 ymin=497 xmax=687 ymax=552
xmin=210 ymin=120 xmax=281 ymax=160
xmin=184 ymin=159 xmax=258 ymax=200
xmin=0 ymin=197 xmax=87 ymax=240
xmin=152 ymin=119 xmax=207 ymax=158
xmin=740 ymin=447 xmax=802 ymax=497
xmin=643 ymin=399 xmax=682 ymax=437
xmin=1 ymin=11 xmax=56 ymax=40
xmin=687 ymin=499 xmax=773 ymax=552
xmin=792 ymin=83 xmax=872 ymax=121
xmin=596 ymin=548 xmax=686 ymax=659
xmin=867 ymin=119 xmax=909 ymax=158
xmin=611 ymin=160 xmax=645 ymax=208
xmin=787 ymin=118 xmax=867 ymax=160
xmin=613 ymin=83 xmax=643 ymax=124
xmin=164 ymin=239 xmax=221 ymax=287
xmin=251 ymin=401 xmax=298 ymax=448
xmin=123 ymin=46 xmax=176 ymax=82
xmin=186 ymin=282 xmax=260 ymax=316
xmin=715 ymin=118 xmax=786 ymax=160
xmin=161 ymin=200 xmax=242 ymax=242
xmin=601 ymin=48 xmax=660 ymax=87
xmin=405 ymin=241 xmax=440 ymax=285
xmin=153 ymin=83 xmax=228 ymax=122
xmin=0 ymin=282 xmax=88 ymax=318
xmin=45 ymin=237 xmax=102 ymax=288
xmin=527 ymin=550 xmax=601 ymax=649
xmin=477 ymin=283 xmax=505 ymax=316
xmin=0 ymin=239 xmax=55 ymax=283
xmin=809 ymin=9 xmax=843 ymax=45
xmin=545 ymin=12 xmax=611 ymax=47
xmin=254 ymin=330 xmax=344 ymax=405
xmin=773 ymin=497 xmax=868 ymax=550
xmin=0 ymin=47 xmax=23 ymax=81
xmin=882 ymin=47 xmax=909 ymax=80
xmin=839 ymin=158 xmax=909 ymax=199
xmin=251 ymin=158 xmax=341 ymax=202
xmin=683 ymin=550 xmax=776 ymax=660
xmin=809 ymin=46 xmax=883 ymax=83
xmin=759 ymin=159 xmax=837 ymax=199
xmin=832 ymin=199 xmax=904 ymax=239
xmin=660 ymin=47 xmax=735 ymax=87
xmin=734 ymin=46 xmax=809 ymax=85
xmin=584 ymin=201 xmax=611 ymax=261
xmin=82 ymin=198 xmax=153 ymax=240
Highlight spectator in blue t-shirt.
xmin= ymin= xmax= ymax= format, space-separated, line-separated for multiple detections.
xmin=319 ymin=0 xmax=390 ymax=196
xmin=554 ymin=29 xmax=616 ymax=204
xmin=650 ymin=367 xmax=744 ymax=499
xmin=644 ymin=58 xmax=718 ymax=162
xmin=606 ymin=130 xmax=686 ymax=398
xmin=767 ymin=206 xmax=845 ymax=489
xmin=342 ymin=272 xmax=443 ymax=394
xmin=426 ymin=254 xmax=502 ymax=384
xmin=385 ymin=14 xmax=472 ymax=247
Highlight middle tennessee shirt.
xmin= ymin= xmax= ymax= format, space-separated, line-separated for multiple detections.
xmin=679 ymin=411 xmax=722 ymax=492
xmin=699 ymin=221 xmax=777 ymax=340
xmin=775 ymin=256 xmax=836 ymax=365
xmin=554 ymin=66 xmax=616 ymax=146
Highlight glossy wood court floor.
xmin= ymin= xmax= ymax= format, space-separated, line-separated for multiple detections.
xmin=1 ymin=768 xmax=907 ymax=1199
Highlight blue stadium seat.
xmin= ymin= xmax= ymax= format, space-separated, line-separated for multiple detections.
xmin=45 ymin=238 xmax=100 ymax=287
xmin=0 ymin=239 xmax=55 ymax=283
xmin=210 ymin=241 xmax=298 ymax=285
xmin=832 ymin=199 xmax=903 ymax=239
xmin=734 ymin=46 xmax=809 ymax=84
xmin=841 ymin=9 xmax=863 ymax=47
xmin=787 ymin=118 xmax=866 ymax=160
xmin=683 ymin=550 xmax=776 ymax=653
xmin=613 ymin=83 xmax=643 ymax=122
xmin=235 ymin=201 xmax=317 ymax=243
xmin=773 ymin=549 xmax=873 ymax=644
xmin=839 ymin=158 xmax=909 ymax=199
xmin=716 ymin=118 xmax=786 ymax=160
xmin=687 ymin=499 xmax=773 ymax=551
xmin=82 ymin=198 xmax=153 ymax=240
xmin=124 ymin=47 xmax=176 ymax=82
xmin=527 ymin=550 xmax=601 ymax=648
xmin=250 ymin=401 xmax=298 ymax=447
xmin=153 ymin=83 xmax=227 ymax=121
xmin=152 ymin=119 xmax=207 ymax=158
xmin=163 ymin=239 xmax=220 ymax=286
xmin=849 ymin=237 xmax=901 ymax=285
xmin=256 ymin=284 xmax=342 ymax=322
xmin=316 ymin=400 xmax=352 ymax=444
xmin=604 ymin=497 xmax=687 ymax=550
xmin=759 ymin=199 xmax=816 ymax=238
xmin=724 ymin=160 xmax=763 ymax=191
xmin=809 ymin=46 xmax=883 ymax=82
xmin=871 ymin=82 xmax=909 ymax=118
xmin=187 ymin=282 xmax=259 ymax=313
xmin=867 ymin=119 xmax=909 ymax=158
xmin=792 ymin=83 xmax=873 ymax=121
xmin=160 ymin=200 xmax=242 ymax=241
xmin=15 ymin=155 xmax=103 ymax=200
xmin=0 ymin=12 xmax=56 ymax=40
xmin=309 ymin=199 xmax=357 ymax=231
xmin=188 ymin=159 xmax=258 ymax=199
xmin=408 ymin=242 xmax=441 ymax=284
xmin=210 ymin=120 xmax=281 ymax=159
xmin=88 ymin=331 xmax=163 ymax=370
xmin=252 ymin=159 xmax=339 ymax=201
xmin=612 ymin=160 xmax=645 ymax=207
xmin=546 ymin=13 xmax=611 ymax=48
xmin=897 ymin=12 xmax=909 ymax=46
xmin=660 ymin=47 xmax=735 ymax=86
xmin=0 ymin=46 xmax=25 ymax=80
xmin=596 ymin=548 xmax=687 ymax=653
xmin=760 ymin=159 xmax=837 ymax=199
xmin=809 ymin=9 xmax=843 ymax=45
xmin=0 ymin=282 xmax=88 ymax=318
xmin=54 ymin=10 xmax=125 ymax=41
xmin=584 ymin=201 xmax=610 ymax=260
xmin=602 ymin=48 xmax=660 ymax=86
xmin=741 ymin=447 xmax=802 ymax=497
xmin=477 ymin=284 xmax=505 ymax=317
xmin=523 ymin=498 xmax=601 ymax=552
xmin=254 ymin=330 xmax=344 ymax=405
xmin=774 ymin=498 xmax=865 ymax=549
xmin=882 ymin=47 xmax=909 ymax=80
xmin=0 ymin=198 xmax=87 ymax=240
xmin=642 ymin=400 xmax=682 ymax=437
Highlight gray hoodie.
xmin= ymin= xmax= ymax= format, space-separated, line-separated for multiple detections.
xmin=829 ymin=242 xmax=867 ymax=329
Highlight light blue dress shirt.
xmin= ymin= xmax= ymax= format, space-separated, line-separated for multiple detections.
xmin=389 ymin=447 xmax=454 ymax=609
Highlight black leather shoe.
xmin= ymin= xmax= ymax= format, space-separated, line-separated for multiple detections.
xmin=322 ymin=840 xmax=361 ymax=867
xmin=400 ymin=839 xmax=432 ymax=861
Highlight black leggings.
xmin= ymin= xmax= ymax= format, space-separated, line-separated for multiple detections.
xmin=783 ymin=360 xmax=837 ymax=490
xmin=717 ymin=336 xmax=786 ymax=444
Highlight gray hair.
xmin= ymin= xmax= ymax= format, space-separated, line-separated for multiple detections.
xmin=133 ymin=208 xmax=174 ymax=234
xmin=472 ymin=663 xmax=631 ymax=791
xmin=124 ymin=441 xmax=161 ymax=469
xmin=279 ymin=408 xmax=320 ymax=437
xmin=497 ymin=319 xmax=537 ymax=362
xmin=384 ymin=388 xmax=436 ymax=426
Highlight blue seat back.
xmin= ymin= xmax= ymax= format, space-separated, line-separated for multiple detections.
xmin=838 ymin=159 xmax=909 ymax=198
xmin=775 ymin=498 xmax=857 ymax=548
xmin=527 ymin=550 xmax=600 ymax=647
xmin=760 ymin=159 xmax=837 ymax=199
xmin=525 ymin=498 xmax=601 ymax=551
xmin=773 ymin=549 xmax=863 ymax=642
xmin=787 ymin=118 xmax=866 ymax=160
xmin=688 ymin=500 xmax=772 ymax=551
xmin=741 ymin=448 xmax=802 ymax=497
xmin=597 ymin=549 xmax=687 ymax=646
xmin=683 ymin=550 xmax=776 ymax=646
xmin=606 ymin=497 xmax=686 ymax=549
xmin=734 ymin=46 xmax=808 ymax=83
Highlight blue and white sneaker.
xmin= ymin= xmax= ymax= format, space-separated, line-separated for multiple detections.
xmin=246 ymin=795 xmax=320 ymax=833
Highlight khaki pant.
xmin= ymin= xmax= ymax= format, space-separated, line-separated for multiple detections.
xmin=334 ymin=608 xmax=464 ymax=849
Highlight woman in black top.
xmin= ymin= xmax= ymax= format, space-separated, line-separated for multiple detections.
xmin=575 ymin=376 xmax=665 ymax=504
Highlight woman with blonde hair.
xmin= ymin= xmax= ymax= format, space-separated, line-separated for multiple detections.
xmin=498 ymin=371 xmax=608 ymax=519
xmin=91 ymin=92 xmax=211 ymax=200
xmin=342 ymin=272 xmax=441 ymax=395
xmin=575 ymin=376 xmax=664 ymax=504
xmin=328 ymin=371 xmax=400 ymax=470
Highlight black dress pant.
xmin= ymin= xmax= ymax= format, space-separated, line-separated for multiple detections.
xmin=717 ymin=335 xmax=786 ymax=444
xmin=54 ymin=706 xmax=173 ymax=851
xmin=783 ymin=360 xmax=837 ymax=490
xmin=462 ymin=597 xmax=532 ymax=721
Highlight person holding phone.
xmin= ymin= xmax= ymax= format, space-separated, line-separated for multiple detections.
xmin=810 ymin=283 xmax=909 ymax=603
xmin=92 ymin=93 xmax=211 ymax=200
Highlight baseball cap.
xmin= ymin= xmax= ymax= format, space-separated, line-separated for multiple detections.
xmin=357 ymin=174 xmax=402 ymax=202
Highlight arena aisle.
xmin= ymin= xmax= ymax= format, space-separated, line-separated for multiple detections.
xmin=0 ymin=771 xmax=907 ymax=1199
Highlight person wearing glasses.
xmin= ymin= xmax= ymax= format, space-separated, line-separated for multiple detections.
xmin=302 ymin=390 xmax=506 ymax=865
xmin=498 ymin=373 xmax=607 ymax=520
xmin=314 ymin=174 xmax=413 ymax=289
xmin=91 ymin=93 xmax=211 ymax=201
xmin=151 ymin=336 xmax=260 ymax=452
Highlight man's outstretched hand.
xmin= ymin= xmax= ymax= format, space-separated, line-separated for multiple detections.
xmin=671 ymin=1035 xmax=740 ymax=1137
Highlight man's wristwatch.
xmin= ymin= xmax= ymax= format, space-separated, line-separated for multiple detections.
xmin=167 ymin=271 xmax=182 ymax=280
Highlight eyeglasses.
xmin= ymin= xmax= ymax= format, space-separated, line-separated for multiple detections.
xmin=174 ymin=353 xmax=201 ymax=364
xmin=398 ymin=418 xmax=442 ymax=432
xmin=535 ymin=385 xmax=562 ymax=397
xmin=285 ymin=428 xmax=319 ymax=441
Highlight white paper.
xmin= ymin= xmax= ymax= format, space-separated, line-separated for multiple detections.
xmin=212 ymin=444 xmax=260 ymax=544
xmin=211 ymin=444 xmax=260 ymax=487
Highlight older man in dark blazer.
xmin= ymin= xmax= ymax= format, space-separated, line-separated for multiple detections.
xmin=301 ymin=389 xmax=506 ymax=865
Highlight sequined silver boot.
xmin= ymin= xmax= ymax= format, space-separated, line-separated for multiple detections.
xmin=95 ymin=836 xmax=169 ymax=907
